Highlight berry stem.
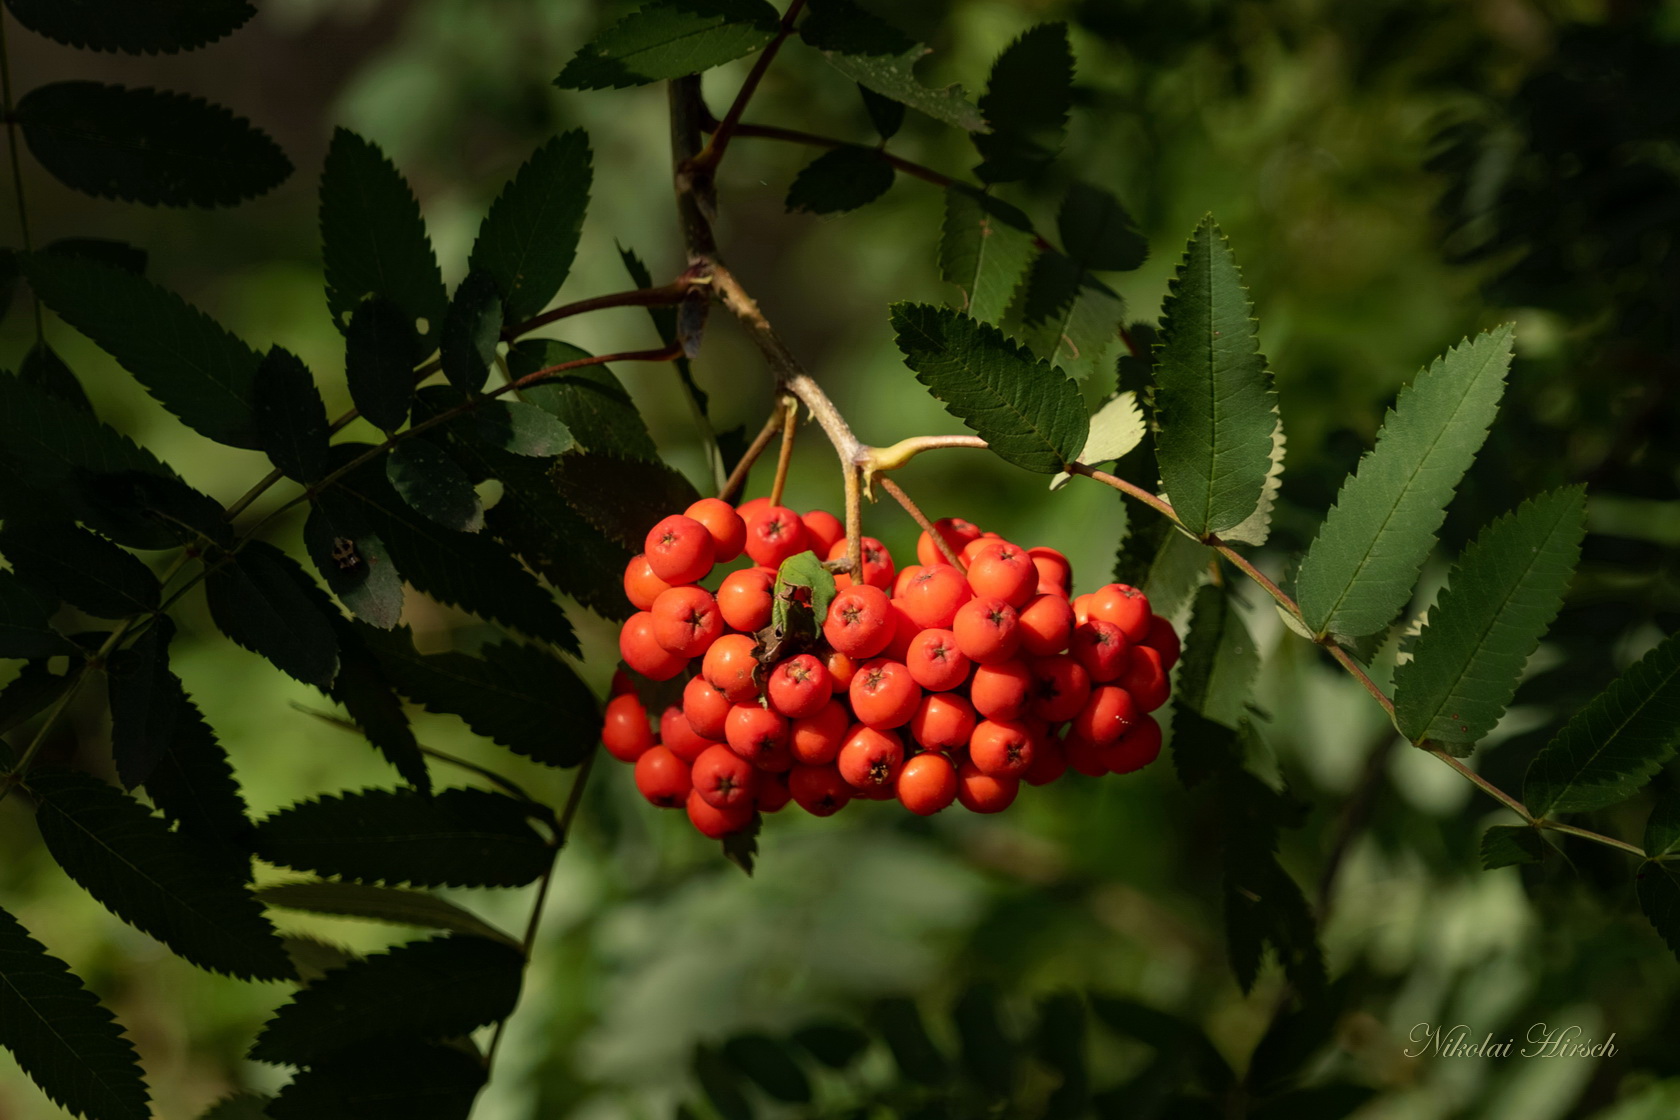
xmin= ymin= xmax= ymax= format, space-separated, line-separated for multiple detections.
xmin=843 ymin=460 xmax=863 ymax=577
xmin=690 ymin=0 xmax=807 ymax=174
xmin=502 ymin=281 xmax=695 ymax=340
xmin=879 ymin=476 xmax=965 ymax=571
xmin=719 ymin=408 xmax=785 ymax=503
xmin=769 ymin=396 xmax=797 ymax=508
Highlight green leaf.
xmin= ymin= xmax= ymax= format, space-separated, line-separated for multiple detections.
xmin=135 ymin=686 xmax=252 ymax=854
xmin=1087 ymin=997 xmax=1234 ymax=1092
xmin=555 ymin=0 xmax=779 ymax=90
xmin=1151 ymin=216 xmax=1278 ymax=539
xmin=792 ymin=1022 xmax=870 ymax=1069
xmin=508 ymin=340 xmax=657 ymax=459
xmin=28 ymin=769 xmax=292 ymax=980
xmin=318 ymin=128 xmax=447 ymax=346
xmin=723 ymin=1034 xmax=812 ymax=1103
xmin=858 ymin=84 xmax=905 ymax=139
xmin=1524 ymin=629 xmax=1680 ymax=817
xmin=872 ymin=997 xmax=949 ymax=1086
xmin=1220 ymin=772 xmax=1323 ymax=996
xmin=1050 ymin=391 xmax=1143 ymax=490
xmin=250 ymin=935 xmax=523 ymax=1066
xmin=0 ymin=661 xmax=71 ymax=738
xmin=0 ymin=902 xmax=150 ymax=1120
xmin=891 ymin=302 xmax=1087 ymax=474
xmin=20 ymin=341 xmax=93 ymax=413
xmin=1177 ymin=585 xmax=1260 ymax=730
xmin=467 ymin=130 xmax=592 ymax=322
xmin=938 ymin=187 xmax=1036 ymax=325
xmin=1 ymin=0 xmax=254 ymax=54
xmin=467 ymin=400 xmax=572 ymax=458
xmin=614 ymin=245 xmax=709 ymax=413
xmin=1114 ymin=500 xmax=1208 ymax=621
xmin=386 ymin=440 xmax=484 ymax=533
xmin=786 ymin=146 xmax=894 ymax=214
xmin=1645 ymin=796 xmax=1680 ymax=858
xmin=205 ymin=541 xmax=342 ymax=688
xmin=305 ymin=497 xmax=404 ymax=630
xmin=0 ymin=572 xmax=72 ymax=659
xmin=953 ymin=983 xmax=1017 ymax=1099
xmin=325 ymin=619 xmax=429 ymax=793
xmin=1216 ymin=416 xmax=1285 ymax=548
xmin=23 ymin=252 xmax=265 ymax=449
xmin=255 ymin=346 xmax=330 ymax=483
xmin=1480 ymin=824 xmax=1547 ymax=870
xmin=770 ymin=551 xmax=838 ymax=648
xmin=345 ymin=296 xmax=420 ymax=432
xmin=197 ymin=1092 xmax=273 ymax=1120
xmin=801 ymin=0 xmax=985 ymax=131
xmin=550 ymin=452 xmax=703 ymax=551
xmin=439 ymin=271 xmax=501 ymax=394
xmin=481 ymin=464 xmax=631 ymax=622
xmin=16 ymin=82 xmax=289 ymax=207
xmin=252 ymin=786 xmax=552 ymax=889
xmin=257 ymin=882 xmax=516 ymax=946
xmin=0 ymin=520 xmax=158 ymax=618
xmin=68 ymin=471 xmax=233 ymax=553
xmin=1012 ymin=253 xmax=1122 ymax=378
xmin=361 ymin=624 xmax=596 ymax=768
xmin=1394 ymin=486 xmax=1586 ymax=750
xmin=266 ymin=1040 xmax=485 ymax=1120
xmin=106 ymin=618 xmax=181 ymax=790
xmin=1058 ymin=183 xmax=1147 ymax=273
xmin=40 ymin=237 xmax=147 ymax=275
xmin=1638 ymin=860 xmax=1680 ymax=962
xmin=1295 ymin=326 xmax=1513 ymax=643
xmin=974 ymin=23 xmax=1072 ymax=183
xmin=693 ymin=1044 xmax=754 ymax=1120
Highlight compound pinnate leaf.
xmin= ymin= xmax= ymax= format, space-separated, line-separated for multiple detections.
xmin=362 ymin=624 xmax=596 ymax=768
xmin=1049 ymin=391 xmax=1144 ymax=490
xmin=106 ymin=618 xmax=181 ymax=789
xmin=250 ymin=935 xmax=524 ymax=1066
xmin=77 ymin=471 xmax=232 ymax=553
xmin=1151 ymin=216 xmax=1278 ymax=539
xmin=1524 ymin=628 xmax=1680 ymax=818
xmin=325 ymin=620 xmax=429 ymax=792
xmin=258 ymin=882 xmax=516 ymax=946
xmin=386 ymin=439 xmax=483 ymax=533
xmin=891 ymin=302 xmax=1087 ymax=474
xmin=1012 ymin=250 xmax=1123 ymax=378
xmin=439 ymin=271 xmax=501 ymax=394
xmin=723 ymin=1034 xmax=812 ymax=1104
xmin=253 ymin=786 xmax=552 ymax=888
xmin=0 ymin=661 xmax=70 ymax=739
xmin=305 ymin=497 xmax=403 ymax=630
xmin=1480 ymin=825 xmax=1547 ymax=870
xmin=1638 ymin=861 xmax=1680 ymax=963
xmin=0 ymin=903 xmax=150 ymax=1120
xmin=255 ymin=346 xmax=330 ymax=483
xmin=136 ymin=690 xmax=251 ymax=854
xmin=1394 ymin=486 xmax=1585 ymax=750
xmin=974 ymin=23 xmax=1072 ymax=183
xmin=468 ymin=400 xmax=572 ymax=458
xmin=508 ymin=340 xmax=657 ymax=459
xmin=1646 ymin=797 xmax=1680 ymax=859
xmin=29 ymin=769 xmax=292 ymax=980
xmin=556 ymin=0 xmax=777 ymax=89
xmin=467 ymin=131 xmax=592 ymax=322
xmin=939 ymin=187 xmax=1035 ymax=325
xmin=0 ymin=520 xmax=158 ymax=619
xmin=345 ymin=296 xmax=420 ymax=432
xmin=0 ymin=572 xmax=73 ymax=659
xmin=1177 ymin=585 xmax=1260 ymax=731
xmin=266 ymin=1040 xmax=485 ymax=1120
xmin=1216 ymin=416 xmax=1285 ymax=548
xmin=551 ymin=452 xmax=703 ymax=551
xmin=23 ymin=252 xmax=265 ymax=449
xmin=786 ymin=146 xmax=894 ymax=214
xmin=2 ymin=0 xmax=253 ymax=54
xmin=319 ymin=129 xmax=447 ymax=345
xmin=205 ymin=541 xmax=342 ymax=688
xmin=1058 ymin=184 xmax=1147 ymax=273
xmin=801 ymin=0 xmax=985 ymax=131
xmin=16 ymin=82 xmax=289 ymax=207
xmin=40 ymin=237 xmax=146 ymax=275
xmin=1295 ymin=326 xmax=1512 ymax=643
xmin=20 ymin=341 xmax=92 ymax=414
xmin=859 ymin=84 xmax=905 ymax=139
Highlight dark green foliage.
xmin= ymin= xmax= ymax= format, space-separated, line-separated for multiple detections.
xmin=872 ymin=996 xmax=949 ymax=1086
xmin=792 ymin=1021 xmax=870 ymax=1068
xmin=16 ymin=82 xmax=289 ymax=207
xmin=39 ymin=237 xmax=147 ymax=275
xmin=1480 ymin=825 xmax=1547 ymax=870
xmin=75 ymin=470 xmax=233 ymax=552
xmin=555 ymin=0 xmax=779 ymax=90
xmin=467 ymin=131 xmax=592 ymax=322
xmin=722 ymin=1034 xmax=812 ymax=1103
xmin=1638 ymin=861 xmax=1680 ymax=961
xmin=506 ymin=340 xmax=654 ymax=458
xmin=1220 ymin=772 xmax=1324 ymax=996
xmin=0 ymin=572 xmax=73 ymax=659
xmin=251 ymin=935 xmax=524 ymax=1066
xmin=385 ymin=439 xmax=484 ymax=533
xmin=1033 ymin=992 xmax=1087 ymax=1115
xmin=468 ymin=401 xmax=572 ymax=457
xmin=693 ymin=1044 xmax=754 ymax=1120
xmin=859 ymin=84 xmax=905 ymax=139
xmin=1058 ymin=184 xmax=1149 ymax=273
xmin=305 ymin=497 xmax=404 ymax=630
xmin=1645 ymin=796 xmax=1680 ymax=858
xmin=205 ymin=542 xmax=341 ymax=688
xmin=0 ymin=520 xmax=158 ymax=619
xmin=324 ymin=619 xmax=430 ymax=792
xmin=197 ymin=1093 xmax=273 ymax=1120
xmin=318 ymin=129 xmax=448 ymax=346
xmin=19 ymin=342 xmax=92 ymax=413
xmin=551 ymin=452 xmax=703 ymax=551
xmin=252 ymin=786 xmax=552 ymax=889
xmin=974 ymin=23 xmax=1072 ymax=182
xmin=257 ymin=882 xmax=516 ymax=945
xmin=266 ymin=1040 xmax=486 ymax=1120
xmin=1088 ymin=997 xmax=1233 ymax=1092
xmin=769 ymin=551 xmax=837 ymax=650
xmin=22 ymin=252 xmax=265 ymax=449
xmin=255 ymin=347 xmax=331 ymax=483
xmin=134 ymin=688 xmax=252 ymax=854
xmin=800 ymin=0 xmax=985 ymax=131
xmin=939 ymin=187 xmax=1035 ymax=324
xmin=786 ymin=146 xmax=894 ymax=214
xmin=106 ymin=619 xmax=181 ymax=789
xmin=439 ymin=270 xmax=502 ymax=394
xmin=0 ymin=902 xmax=150 ymax=1120
xmin=28 ymin=769 xmax=292 ymax=980
xmin=1 ymin=0 xmax=254 ymax=54
xmin=0 ymin=661 xmax=71 ymax=737
xmin=953 ymin=983 xmax=1016 ymax=1100
xmin=345 ymin=296 xmax=421 ymax=432
xmin=1175 ymin=585 xmax=1260 ymax=731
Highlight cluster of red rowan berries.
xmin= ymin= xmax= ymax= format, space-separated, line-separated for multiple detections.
xmin=601 ymin=495 xmax=1180 ymax=839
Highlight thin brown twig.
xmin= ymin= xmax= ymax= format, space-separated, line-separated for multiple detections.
xmin=693 ymin=0 xmax=808 ymax=172
xmin=878 ymin=476 xmax=964 ymax=570
xmin=769 ymin=397 xmax=797 ymax=508
xmin=719 ymin=409 xmax=785 ymax=502
xmin=843 ymin=462 xmax=863 ymax=577
xmin=504 ymin=282 xmax=692 ymax=340
xmin=716 ymin=121 xmax=960 ymax=189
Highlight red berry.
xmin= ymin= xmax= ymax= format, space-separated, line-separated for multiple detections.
xmin=1108 ymin=713 xmax=1162 ymax=773
xmin=1022 ymin=734 xmax=1069 ymax=785
xmin=736 ymin=496 xmax=771 ymax=524
xmin=644 ymin=514 xmax=714 ymax=584
xmin=898 ymin=564 xmax=973 ymax=630
xmin=968 ymin=718 xmax=1038 ymax=779
xmin=701 ymin=633 xmax=760 ymax=703
xmin=916 ymin=517 xmax=983 ymax=567
xmin=801 ymin=508 xmax=845 ymax=555
xmin=837 ymin=724 xmax=905 ymax=790
xmin=896 ymin=752 xmax=959 ymax=816
xmin=970 ymin=660 xmax=1032 ymax=720
xmin=965 ymin=541 xmax=1037 ymax=607
xmin=634 ymin=746 xmax=691 ymax=807
xmin=623 ymin=553 xmax=674 ymax=611
xmin=684 ymin=497 xmax=747 ymax=564
xmin=744 ymin=504 xmax=811 ymax=568
xmin=881 ymin=599 xmax=919 ymax=663
xmin=955 ymin=759 xmax=1018 ymax=813
xmin=767 ymin=653 xmax=833 ymax=719
xmin=686 ymin=788 xmax=753 ymax=837
xmin=717 ymin=568 xmax=775 ymax=633
xmin=894 ymin=563 xmax=925 ymax=598
xmin=952 ymin=596 xmax=1022 ymax=664
xmin=909 ymin=691 xmax=976 ymax=751
xmin=1117 ymin=645 xmax=1170 ymax=712
xmin=1088 ymin=583 xmax=1151 ymax=642
xmin=1018 ymin=593 xmax=1075 ymax=656
xmin=755 ymin=770 xmax=792 ymax=813
xmin=1142 ymin=615 xmax=1181 ymax=671
xmin=1073 ymin=684 xmax=1140 ymax=743
xmin=823 ymin=584 xmax=894 ymax=659
xmin=848 ymin=658 xmax=921 ymax=730
xmin=828 ymin=536 xmax=895 ymax=591
xmin=660 ymin=705 xmax=716 ymax=763
xmin=651 ymin=585 xmax=723 ymax=658
xmin=725 ymin=703 xmax=790 ymax=767
xmin=1070 ymin=619 xmax=1131 ymax=683
xmin=1063 ymin=732 xmax=1110 ymax=777
xmin=790 ymin=698 xmax=849 ymax=765
xmin=823 ymin=649 xmax=857 ymax=690
xmin=601 ymin=693 xmax=654 ymax=763
xmin=682 ymin=676 xmax=731 ymax=741
xmin=1026 ymin=546 xmax=1071 ymax=592
xmin=692 ymin=743 xmax=758 ymax=808
xmin=905 ymin=628 xmax=971 ymax=692
xmin=789 ymin=763 xmax=852 ymax=816
xmin=1028 ymin=654 xmax=1092 ymax=723
xmin=619 ymin=611 xmax=687 ymax=681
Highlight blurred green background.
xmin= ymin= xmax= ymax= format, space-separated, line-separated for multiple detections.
xmin=4 ymin=0 xmax=1680 ymax=1116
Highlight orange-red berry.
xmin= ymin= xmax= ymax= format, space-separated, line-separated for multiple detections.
xmin=682 ymin=676 xmax=731 ymax=741
xmin=619 ymin=611 xmax=687 ymax=681
xmin=644 ymin=514 xmax=715 ymax=584
xmin=685 ymin=498 xmax=747 ymax=564
xmin=755 ymin=770 xmax=792 ymax=813
xmin=905 ymin=628 xmax=970 ymax=692
xmin=955 ymin=759 xmax=1018 ymax=813
xmin=916 ymin=517 xmax=982 ymax=567
xmin=725 ymin=703 xmax=790 ymax=767
xmin=767 ymin=653 xmax=833 ymax=719
xmin=717 ymin=568 xmax=775 ymax=633
xmin=965 ymin=541 xmax=1037 ymax=607
xmin=837 ymin=724 xmax=905 ymax=790
xmin=601 ymin=693 xmax=654 ymax=763
xmin=1073 ymin=684 xmax=1140 ymax=743
xmin=686 ymin=788 xmax=753 ymax=837
xmin=898 ymin=564 xmax=973 ymax=630
xmin=692 ymin=743 xmax=758 ymax=809
xmin=1070 ymin=619 xmax=1131 ymax=683
xmin=909 ymin=691 xmax=976 ymax=751
xmin=1117 ymin=645 xmax=1170 ymax=712
xmin=801 ymin=508 xmax=845 ymax=555
xmin=897 ymin=751 xmax=959 ymax=815
xmin=623 ymin=553 xmax=675 ymax=611
xmin=1108 ymin=713 xmax=1162 ymax=773
xmin=651 ymin=585 xmax=723 ymax=658
xmin=823 ymin=584 xmax=894 ymax=659
xmin=634 ymin=746 xmax=691 ymax=807
xmin=1026 ymin=546 xmax=1071 ymax=592
xmin=968 ymin=718 xmax=1038 ymax=779
xmin=1028 ymin=654 xmax=1092 ymax=723
xmin=848 ymin=658 xmax=921 ymax=729
xmin=1088 ymin=583 xmax=1151 ymax=642
xmin=701 ymin=633 xmax=760 ymax=703
xmin=1022 ymin=734 xmax=1069 ymax=785
xmin=1142 ymin=616 xmax=1181 ymax=672
xmin=790 ymin=698 xmax=849 ymax=765
xmin=660 ymin=704 xmax=717 ymax=763
xmin=744 ymin=504 xmax=811 ymax=568
xmin=789 ymin=763 xmax=852 ymax=816
xmin=952 ymin=596 xmax=1022 ymax=664
xmin=970 ymin=660 xmax=1032 ymax=720
xmin=1018 ymin=593 xmax=1075 ymax=656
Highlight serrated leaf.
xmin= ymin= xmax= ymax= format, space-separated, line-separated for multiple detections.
xmin=324 ymin=619 xmax=429 ymax=792
xmin=1013 ymin=251 xmax=1124 ymax=378
xmin=770 ymin=551 xmax=838 ymax=644
xmin=304 ymin=497 xmax=403 ymax=630
xmin=16 ymin=82 xmax=288 ymax=207
xmin=266 ymin=1040 xmax=485 ymax=1120
xmin=1524 ymin=628 xmax=1680 ymax=818
xmin=786 ymin=146 xmax=894 ymax=214
xmin=1170 ymin=703 xmax=1242 ymax=789
xmin=1296 ymin=327 xmax=1512 ymax=642
xmin=0 ymin=520 xmax=158 ymax=618
xmin=1645 ymin=796 xmax=1680 ymax=858
xmin=1114 ymin=499 xmax=1206 ymax=620
xmin=106 ymin=618 xmax=180 ymax=789
xmin=468 ymin=131 xmax=592 ymax=322
xmin=1394 ymin=487 xmax=1585 ymax=749
xmin=76 ymin=470 xmax=233 ymax=553
xmin=1151 ymin=216 xmax=1278 ymax=539
xmin=136 ymin=686 xmax=251 ymax=854
xmin=1217 ymin=416 xmax=1285 ymax=547
xmin=386 ymin=439 xmax=484 ymax=533
xmin=0 ymin=902 xmax=150 ymax=1120
xmin=360 ymin=624 xmax=596 ymax=768
xmin=556 ymin=0 xmax=778 ymax=90
xmin=439 ymin=271 xmax=501 ymax=394
xmin=974 ymin=23 xmax=1072 ymax=182
xmin=872 ymin=997 xmax=949 ymax=1086
xmin=1 ymin=0 xmax=254 ymax=54
xmin=255 ymin=347 xmax=330 ymax=483
xmin=723 ymin=1033 xmax=811 ymax=1103
xmin=615 ymin=244 xmax=710 ymax=414
xmin=23 ymin=252 xmax=265 ymax=449
xmin=0 ymin=661 xmax=71 ymax=738
xmin=938 ymin=187 xmax=1035 ymax=325
xmin=20 ymin=341 xmax=93 ymax=414
xmin=1177 ymin=585 xmax=1260 ymax=730
xmin=551 ymin=451 xmax=703 ymax=550
xmin=345 ymin=296 xmax=420 ymax=432
xmin=508 ymin=340 xmax=657 ymax=459
xmin=258 ymin=882 xmax=516 ymax=946
xmin=319 ymin=129 xmax=447 ymax=345
xmin=0 ymin=572 xmax=72 ymax=659
xmin=801 ymin=0 xmax=985 ymax=131
xmin=28 ymin=769 xmax=292 ymax=980
xmin=40 ymin=238 xmax=146 ymax=275
xmin=891 ymin=302 xmax=1087 ymax=474
xmin=1638 ymin=861 xmax=1680 ymax=962
xmin=1480 ymin=824 xmax=1547 ymax=869
xmin=859 ymin=84 xmax=905 ymax=139
xmin=250 ymin=935 xmax=523 ymax=1066
xmin=792 ymin=1022 xmax=869 ymax=1068
xmin=205 ymin=541 xmax=341 ymax=688
xmin=197 ymin=1092 xmax=273 ymax=1120
xmin=1058 ymin=184 xmax=1147 ymax=273
xmin=468 ymin=399 xmax=571 ymax=457
xmin=252 ymin=786 xmax=552 ymax=888
xmin=1050 ymin=391 xmax=1143 ymax=490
